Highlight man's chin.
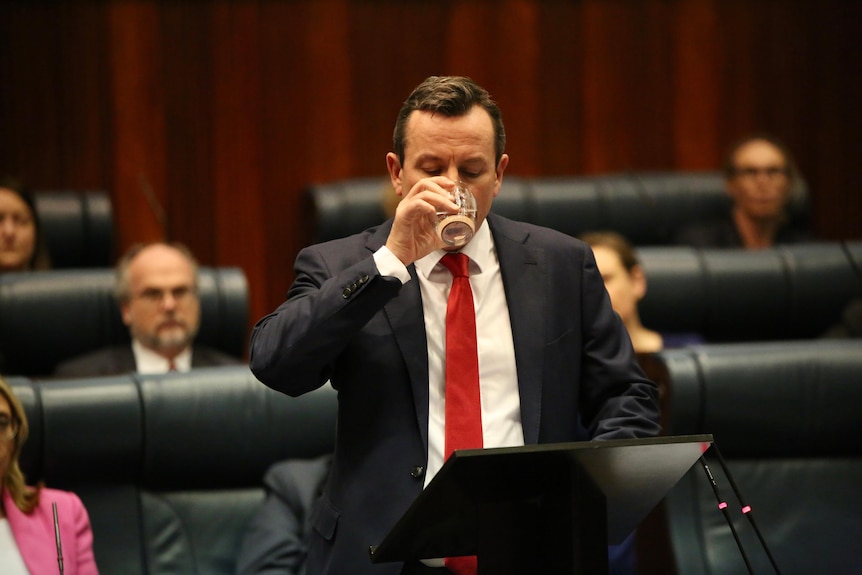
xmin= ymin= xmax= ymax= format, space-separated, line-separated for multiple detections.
xmin=152 ymin=330 xmax=193 ymax=351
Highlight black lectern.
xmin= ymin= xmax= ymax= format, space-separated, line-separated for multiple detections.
xmin=369 ymin=434 xmax=712 ymax=575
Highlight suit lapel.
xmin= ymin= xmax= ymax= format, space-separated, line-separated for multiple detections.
xmin=367 ymin=216 xmax=547 ymax=449
xmin=367 ymin=224 xmax=432 ymax=453
xmin=488 ymin=215 xmax=546 ymax=445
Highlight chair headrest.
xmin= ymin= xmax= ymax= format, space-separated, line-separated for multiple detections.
xmin=34 ymin=190 xmax=114 ymax=268
xmin=658 ymin=340 xmax=862 ymax=457
xmin=0 ymin=267 xmax=249 ymax=376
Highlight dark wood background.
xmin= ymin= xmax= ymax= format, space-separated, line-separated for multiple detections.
xmin=2 ymin=1 xmax=860 ymax=335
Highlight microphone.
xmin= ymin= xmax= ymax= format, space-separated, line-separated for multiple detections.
xmin=710 ymin=444 xmax=783 ymax=575
xmin=699 ymin=446 xmax=784 ymax=575
xmin=699 ymin=455 xmax=754 ymax=574
xmin=52 ymin=502 xmax=64 ymax=575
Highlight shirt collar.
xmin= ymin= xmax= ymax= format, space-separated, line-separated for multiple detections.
xmin=415 ymin=217 xmax=494 ymax=280
xmin=132 ymin=339 xmax=193 ymax=374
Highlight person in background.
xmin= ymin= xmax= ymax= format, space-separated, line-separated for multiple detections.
xmin=54 ymin=242 xmax=241 ymax=377
xmin=581 ymin=230 xmax=704 ymax=575
xmin=581 ymin=231 xmax=704 ymax=353
xmin=0 ymin=177 xmax=50 ymax=272
xmin=0 ymin=376 xmax=99 ymax=574
xmin=821 ymin=297 xmax=862 ymax=339
xmin=675 ymin=133 xmax=813 ymax=249
xmin=235 ymin=455 xmax=332 ymax=575
xmin=249 ymin=75 xmax=660 ymax=575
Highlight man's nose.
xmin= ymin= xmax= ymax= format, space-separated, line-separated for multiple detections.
xmin=161 ymin=293 xmax=178 ymax=309
xmin=0 ymin=219 xmax=15 ymax=237
xmin=445 ymin=167 xmax=460 ymax=184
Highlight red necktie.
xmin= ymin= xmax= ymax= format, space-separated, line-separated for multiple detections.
xmin=440 ymin=253 xmax=482 ymax=575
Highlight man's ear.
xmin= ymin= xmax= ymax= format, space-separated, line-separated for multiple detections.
xmin=386 ymin=153 xmax=404 ymax=196
xmin=120 ymin=301 xmax=132 ymax=327
xmin=493 ymin=154 xmax=509 ymax=198
xmin=631 ymin=265 xmax=648 ymax=301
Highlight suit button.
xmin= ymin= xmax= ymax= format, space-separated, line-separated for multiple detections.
xmin=358 ymin=274 xmax=370 ymax=284
xmin=342 ymin=288 xmax=352 ymax=298
xmin=410 ymin=466 xmax=424 ymax=479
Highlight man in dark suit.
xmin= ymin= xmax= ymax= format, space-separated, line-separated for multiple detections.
xmin=249 ymin=76 xmax=660 ymax=575
xmin=55 ymin=242 xmax=239 ymax=376
xmin=235 ymin=455 xmax=332 ymax=575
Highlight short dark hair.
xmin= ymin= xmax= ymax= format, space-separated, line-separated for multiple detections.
xmin=393 ymin=76 xmax=506 ymax=166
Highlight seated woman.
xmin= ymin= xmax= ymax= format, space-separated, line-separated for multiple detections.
xmin=674 ymin=133 xmax=814 ymax=249
xmin=0 ymin=377 xmax=99 ymax=574
xmin=581 ymin=230 xmax=704 ymax=353
xmin=582 ymin=230 xmax=703 ymax=575
xmin=0 ymin=177 xmax=50 ymax=272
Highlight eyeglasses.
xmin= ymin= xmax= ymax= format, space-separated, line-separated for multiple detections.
xmin=0 ymin=416 xmax=18 ymax=441
xmin=731 ymin=166 xmax=789 ymax=179
xmin=133 ymin=286 xmax=197 ymax=305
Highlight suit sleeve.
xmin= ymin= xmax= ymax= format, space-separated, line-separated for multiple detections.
xmin=576 ymin=243 xmax=661 ymax=440
xmin=248 ymin=243 xmax=402 ymax=396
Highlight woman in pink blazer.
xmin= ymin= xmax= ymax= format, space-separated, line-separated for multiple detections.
xmin=0 ymin=377 xmax=99 ymax=575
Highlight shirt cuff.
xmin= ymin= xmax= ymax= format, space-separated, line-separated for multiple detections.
xmin=373 ymin=246 xmax=411 ymax=284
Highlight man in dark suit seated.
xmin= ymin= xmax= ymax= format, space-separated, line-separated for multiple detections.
xmin=235 ymin=455 xmax=332 ymax=575
xmin=54 ymin=242 xmax=240 ymax=376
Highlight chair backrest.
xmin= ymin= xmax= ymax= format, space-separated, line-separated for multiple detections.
xmin=8 ymin=367 xmax=337 ymax=575
xmin=307 ymin=171 xmax=811 ymax=245
xmin=656 ymin=340 xmax=862 ymax=575
xmin=34 ymin=190 xmax=115 ymax=268
xmin=637 ymin=241 xmax=862 ymax=341
xmin=0 ymin=267 xmax=249 ymax=376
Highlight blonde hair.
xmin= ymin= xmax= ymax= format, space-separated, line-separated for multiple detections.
xmin=0 ymin=377 xmax=40 ymax=513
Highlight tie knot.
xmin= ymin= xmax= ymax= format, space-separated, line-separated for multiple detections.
xmin=440 ymin=253 xmax=470 ymax=278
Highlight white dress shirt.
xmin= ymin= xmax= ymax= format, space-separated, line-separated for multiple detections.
xmin=132 ymin=339 xmax=192 ymax=374
xmin=374 ymin=221 xmax=524 ymax=489
xmin=0 ymin=518 xmax=29 ymax=575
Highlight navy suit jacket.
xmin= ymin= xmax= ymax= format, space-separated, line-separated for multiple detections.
xmin=249 ymin=213 xmax=660 ymax=575
xmin=53 ymin=343 xmax=241 ymax=377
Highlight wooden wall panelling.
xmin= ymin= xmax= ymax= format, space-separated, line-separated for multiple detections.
xmin=1 ymin=0 xmax=860 ymax=339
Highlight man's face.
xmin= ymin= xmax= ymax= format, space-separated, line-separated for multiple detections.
xmin=392 ymin=105 xmax=508 ymax=233
xmin=0 ymin=188 xmax=36 ymax=271
xmin=726 ymin=139 xmax=791 ymax=221
xmin=121 ymin=245 xmax=200 ymax=356
xmin=592 ymin=245 xmax=645 ymax=325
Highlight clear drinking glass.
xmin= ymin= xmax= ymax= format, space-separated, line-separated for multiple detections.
xmin=435 ymin=182 xmax=477 ymax=247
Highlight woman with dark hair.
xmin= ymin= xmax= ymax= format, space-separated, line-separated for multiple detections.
xmin=0 ymin=177 xmax=51 ymax=271
xmin=675 ymin=133 xmax=814 ymax=249
xmin=0 ymin=376 xmax=99 ymax=574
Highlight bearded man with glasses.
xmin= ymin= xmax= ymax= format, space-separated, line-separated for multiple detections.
xmin=54 ymin=242 xmax=241 ymax=377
